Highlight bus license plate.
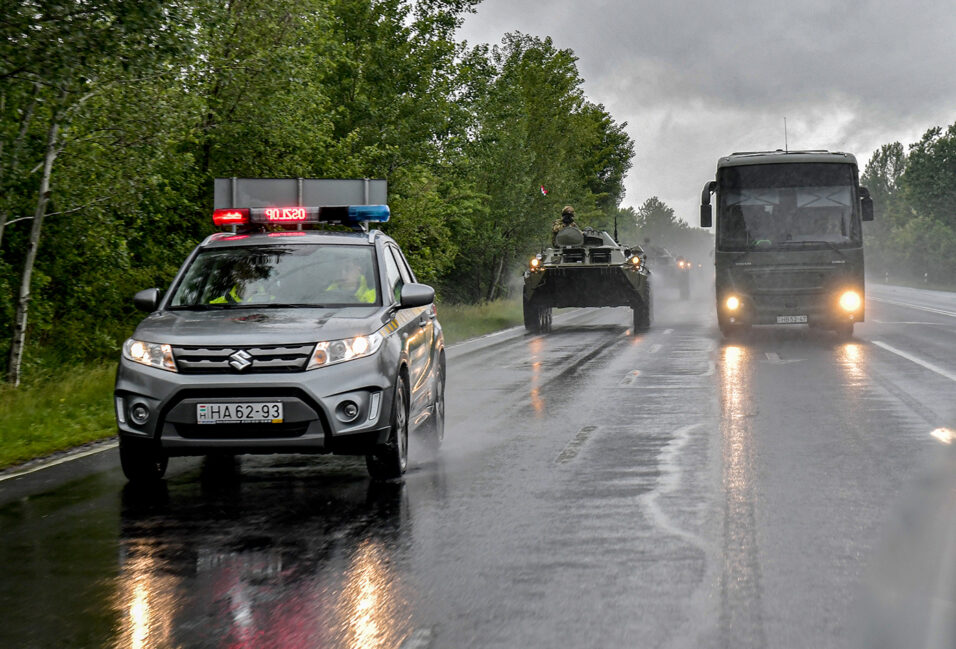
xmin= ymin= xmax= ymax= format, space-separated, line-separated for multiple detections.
xmin=776 ymin=315 xmax=808 ymax=324
xmin=197 ymin=402 xmax=283 ymax=424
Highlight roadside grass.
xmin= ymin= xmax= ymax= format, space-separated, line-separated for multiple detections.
xmin=436 ymin=298 xmax=524 ymax=344
xmin=0 ymin=364 xmax=117 ymax=470
xmin=0 ymin=299 xmax=525 ymax=470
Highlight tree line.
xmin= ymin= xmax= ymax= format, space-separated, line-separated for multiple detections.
xmin=862 ymin=122 xmax=956 ymax=286
xmin=0 ymin=0 xmax=635 ymax=384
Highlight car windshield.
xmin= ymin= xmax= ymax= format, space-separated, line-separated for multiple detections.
xmin=717 ymin=163 xmax=861 ymax=251
xmin=168 ymin=244 xmax=379 ymax=308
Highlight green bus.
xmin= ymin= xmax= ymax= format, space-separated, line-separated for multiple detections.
xmin=700 ymin=150 xmax=874 ymax=338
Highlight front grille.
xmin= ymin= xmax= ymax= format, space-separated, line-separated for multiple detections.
xmin=174 ymin=422 xmax=309 ymax=439
xmin=172 ymin=344 xmax=314 ymax=374
xmin=589 ymin=249 xmax=612 ymax=263
xmin=561 ymin=248 xmax=585 ymax=263
xmin=745 ymin=268 xmax=830 ymax=293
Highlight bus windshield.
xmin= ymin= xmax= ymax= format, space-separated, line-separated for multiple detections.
xmin=717 ymin=163 xmax=861 ymax=251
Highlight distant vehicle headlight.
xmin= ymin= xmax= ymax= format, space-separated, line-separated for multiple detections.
xmin=307 ymin=331 xmax=384 ymax=370
xmin=123 ymin=338 xmax=177 ymax=372
xmin=725 ymin=296 xmax=740 ymax=311
xmin=839 ymin=290 xmax=862 ymax=312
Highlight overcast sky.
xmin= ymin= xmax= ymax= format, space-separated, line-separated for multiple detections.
xmin=457 ymin=0 xmax=956 ymax=224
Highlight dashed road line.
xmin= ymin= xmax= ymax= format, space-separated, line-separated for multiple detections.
xmin=872 ymin=340 xmax=956 ymax=383
xmin=555 ymin=426 xmax=597 ymax=464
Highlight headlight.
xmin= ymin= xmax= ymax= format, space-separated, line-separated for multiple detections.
xmin=725 ymin=296 xmax=740 ymax=311
xmin=307 ymin=331 xmax=384 ymax=370
xmin=530 ymin=257 xmax=540 ymax=269
xmin=122 ymin=338 xmax=177 ymax=372
xmin=629 ymin=256 xmax=642 ymax=268
xmin=839 ymin=290 xmax=862 ymax=312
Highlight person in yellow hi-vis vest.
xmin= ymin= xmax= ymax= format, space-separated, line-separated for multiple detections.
xmin=325 ymin=260 xmax=376 ymax=303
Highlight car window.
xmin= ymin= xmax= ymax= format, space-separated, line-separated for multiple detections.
xmin=390 ymin=246 xmax=416 ymax=284
xmin=381 ymin=245 xmax=405 ymax=304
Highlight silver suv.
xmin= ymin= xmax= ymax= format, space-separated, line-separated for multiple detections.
xmin=115 ymin=198 xmax=444 ymax=483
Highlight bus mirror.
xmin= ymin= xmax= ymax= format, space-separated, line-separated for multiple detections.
xmin=700 ymin=204 xmax=713 ymax=228
xmin=700 ymin=180 xmax=716 ymax=228
xmin=860 ymin=187 xmax=874 ymax=221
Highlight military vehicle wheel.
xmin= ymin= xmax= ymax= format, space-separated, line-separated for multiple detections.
xmin=523 ymin=298 xmax=539 ymax=332
xmin=421 ymin=355 xmax=445 ymax=450
xmin=632 ymin=299 xmax=651 ymax=333
xmin=366 ymin=376 xmax=409 ymax=480
xmin=119 ymin=437 xmax=168 ymax=482
xmin=538 ymin=306 xmax=552 ymax=333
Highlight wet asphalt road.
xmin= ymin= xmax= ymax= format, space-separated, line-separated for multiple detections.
xmin=1 ymin=279 xmax=955 ymax=649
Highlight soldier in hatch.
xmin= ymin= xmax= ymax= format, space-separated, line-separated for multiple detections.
xmin=551 ymin=205 xmax=579 ymax=245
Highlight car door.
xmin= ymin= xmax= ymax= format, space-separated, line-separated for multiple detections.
xmin=387 ymin=245 xmax=434 ymax=417
xmin=381 ymin=245 xmax=427 ymax=412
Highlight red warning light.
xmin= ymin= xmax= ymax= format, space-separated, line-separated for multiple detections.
xmin=264 ymin=207 xmax=307 ymax=222
xmin=213 ymin=208 xmax=250 ymax=226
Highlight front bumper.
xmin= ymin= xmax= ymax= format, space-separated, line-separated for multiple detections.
xmin=717 ymin=288 xmax=865 ymax=327
xmin=114 ymin=353 xmax=395 ymax=456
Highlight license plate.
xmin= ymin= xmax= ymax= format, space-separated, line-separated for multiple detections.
xmin=197 ymin=402 xmax=283 ymax=424
xmin=776 ymin=315 xmax=808 ymax=324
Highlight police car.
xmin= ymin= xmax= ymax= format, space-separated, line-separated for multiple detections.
xmin=114 ymin=178 xmax=445 ymax=482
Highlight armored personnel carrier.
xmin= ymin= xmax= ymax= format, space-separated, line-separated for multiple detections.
xmin=522 ymin=226 xmax=651 ymax=333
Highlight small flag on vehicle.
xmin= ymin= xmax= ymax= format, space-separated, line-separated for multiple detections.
xmin=540 ymin=186 xmax=548 ymax=196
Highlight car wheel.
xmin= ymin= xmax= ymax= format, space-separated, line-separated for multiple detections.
xmin=119 ymin=437 xmax=168 ymax=483
xmin=366 ymin=375 xmax=409 ymax=480
xmin=422 ymin=357 xmax=445 ymax=450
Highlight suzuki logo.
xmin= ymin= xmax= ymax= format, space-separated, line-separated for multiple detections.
xmin=229 ymin=349 xmax=253 ymax=371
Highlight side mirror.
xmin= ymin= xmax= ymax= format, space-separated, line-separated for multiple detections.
xmin=700 ymin=180 xmax=716 ymax=228
xmin=399 ymin=283 xmax=435 ymax=309
xmin=860 ymin=187 xmax=874 ymax=221
xmin=133 ymin=288 xmax=161 ymax=312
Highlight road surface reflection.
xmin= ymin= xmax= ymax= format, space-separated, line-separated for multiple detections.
xmin=114 ymin=467 xmax=411 ymax=649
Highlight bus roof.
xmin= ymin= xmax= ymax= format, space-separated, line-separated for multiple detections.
xmin=717 ymin=150 xmax=858 ymax=169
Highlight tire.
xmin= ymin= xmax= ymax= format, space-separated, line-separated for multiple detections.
xmin=538 ymin=305 xmax=552 ymax=333
xmin=632 ymin=299 xmax=650 ymax=333
xmin=523 ymin=297 xmax=539 ymax=333
xmin=719 ymin=322 xmax=751 ymax=340
xmin=421 ymin=356 xmax=445 ymax=450
xmin=834 ymin=322 xmax=854 ymax=339
xmin=119 ymin=437 xmax=168 ymax=483
xmin=366 ymin=375 xmax=409 ymax=480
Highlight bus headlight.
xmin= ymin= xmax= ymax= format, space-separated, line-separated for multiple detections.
xmin=725 ymin=295 xmax=740 ymax=311
xmin=838 ymin=290 xmax=862 ymax=312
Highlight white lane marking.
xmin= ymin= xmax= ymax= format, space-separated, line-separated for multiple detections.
xmin=930 ymin=428 xmax=954 ymax=445
xmin=649 ymin=344 xmax=662 ymax=354
xmin=555 ymin=426 xmax=597 ymax=464
xmin=872 ymin=340 xmax=956 ymax=383
xmin=869 ymin=297 xmax=956 ymax=319
xmin=398 ymin=628 xmax=435 ymax=649
xmin=766 ymin=352 xmax=779 ymax=362
xmin=872 ymin=319 xmax=946 ymax=326
xmin=618 ymin=370 xmax=641 ymax=386
xmin=662 ymin=328 xmax=673 ymax=335
xmin=762 ymin=353 xmax=803 ymax=365
xmin=0 ymin=441 xmax=118 ymax=483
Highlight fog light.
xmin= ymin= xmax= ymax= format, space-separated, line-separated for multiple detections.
xmin=337 ymin=400 xmax=360 ymax=423
xmin=839 ymin=290 xmax=862 ymax=312
xmin=129 ymin=403 xmax=150 ymax=425
xmin=725 ymin=296 xmax=740 ymax=311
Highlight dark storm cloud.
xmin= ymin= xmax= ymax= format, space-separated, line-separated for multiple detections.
xmin=459 ymin=0 xmax=956 ymax=218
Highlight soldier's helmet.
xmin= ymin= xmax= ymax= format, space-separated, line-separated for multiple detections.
xmin=561 ymin=205 xmax=575 ymax=224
